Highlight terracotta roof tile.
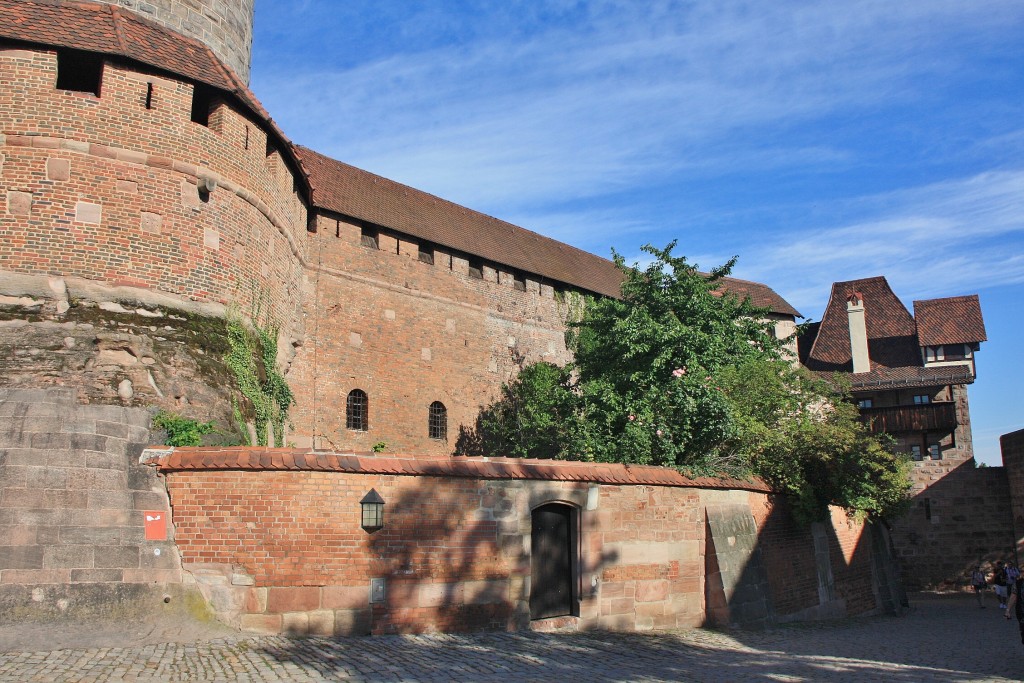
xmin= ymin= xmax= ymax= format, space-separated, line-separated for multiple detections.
xmin=141 ymin=447 xmax=773 ymax=491
xmin=296 ymin=147 xmax=799 ymax=315
xmin=805 ymin=276 xmax=920 ymax=373
xmin=914 ymin=295 xmax=987 ymax=346
xmin=0 ymin=0 xmax=306 ymax=194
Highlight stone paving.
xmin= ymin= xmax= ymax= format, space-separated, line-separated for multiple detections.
xmin=1 ymin=593 xmax=1022 ymax=682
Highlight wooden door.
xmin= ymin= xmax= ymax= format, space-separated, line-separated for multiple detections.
xmin=530 ymin=503 xmax=574 ymax=619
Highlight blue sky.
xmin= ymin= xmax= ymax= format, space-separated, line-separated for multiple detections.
xmin=250 ymin=1 xmax=1024 ymax=465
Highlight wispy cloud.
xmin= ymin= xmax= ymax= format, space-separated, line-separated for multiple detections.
xmin=735 ymin=170 xmax=1024 ymax=315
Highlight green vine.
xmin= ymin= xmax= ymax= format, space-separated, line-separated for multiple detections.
xmin=224 ymin=307 xmax=294 ymax=447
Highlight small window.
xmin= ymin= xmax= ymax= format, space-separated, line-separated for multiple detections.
xmin=513 ymin=272 xmax=526 ymax=292
xmin=924 ymin=497 xmax=932 ymax=520
xmin=910 ymin=445 xmax=923 ymax=461
xmin=190 ymin=83 xmax=218 ymax=126
xmin=943 ymin=344 xmax=967 ymax=361
xmin=56 ymin=49 xmax=103 ymax=96
xmin=858 ymin=398 xmax=873 ymax=409
xmin=418 ymin=243 xmax=434 ymax=265
xmin=360 ymin=225 xmax=379 ymax=249
xmin=913 ymin=395 xmax=931 ymax=405
xmin=346 ymin=390 xmax=368 ymax=431
xmin=468 ymin=257 xmax=483 ymax=279
xmin=145 ymin=82 xmax=154 ymax=109
xmin=428 ymin=401 xmax=447 ymax=440
xmin=928 ymin=443 xmax=941 ymax=460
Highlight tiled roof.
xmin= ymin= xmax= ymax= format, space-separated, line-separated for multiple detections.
xmin=3 ymin=1 xmax=799 ymax=316
xmin=846 ymin=364 xmax=974 ymax=391
xmin=914 ymin=295 xmax=987 ymax=346
xmin=140 ymin=447 xmax=772 ymax=492
xmin=804 ymin=276 xmax=920 ymax=373
xmin=0 ymin=0 xmax=303 ymax=190
xmin=297 ymin=147 xmax=801 ymax=314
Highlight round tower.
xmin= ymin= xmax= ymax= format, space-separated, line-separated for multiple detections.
xmin=94 ymin=0 xmax=255 ymax=82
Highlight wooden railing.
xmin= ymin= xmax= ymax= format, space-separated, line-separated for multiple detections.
xmin=859 ymin=403 xmax=957 ymax=434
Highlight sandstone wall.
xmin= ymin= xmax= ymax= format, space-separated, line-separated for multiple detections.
xmin=1000 ymin=429 xmax=1024 ymax=559
xmin=0 ymin=388 xmax=183 ymax=621
xmin=93 ymin=0 xmax=255 ymax=82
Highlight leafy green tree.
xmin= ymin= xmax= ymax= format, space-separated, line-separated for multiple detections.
xmin=469 ymin=242 xmax=911 ymax=523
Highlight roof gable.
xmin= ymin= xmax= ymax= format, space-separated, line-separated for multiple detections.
xmin=914 ymin=295 xmax=987 ymax=346
xmin=805 ymin=276 xmax=919 ymax=372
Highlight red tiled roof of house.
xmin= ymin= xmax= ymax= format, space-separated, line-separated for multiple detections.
xmin=914 ymin=295 xmax=987 ymax=346
xmin=140 ymin=447 xmax=772 ymax=492
xmin=847 ymin=364 xmax=974 ymax=391
xmin=0 ymin=0 xmax=302 ymax=187
xmin=804 ymin=276 xmax=920 ymax=373
xmin=297 ymin=147 xmax=801 ymax=314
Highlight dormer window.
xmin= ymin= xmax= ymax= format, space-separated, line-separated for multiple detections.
xmin=925 ymin=344 xmax=971 ymax=362
xmin=468 ymin=257 xmax=483 ymax=279
xmin=360 ymin=225 xmax=379 ymax=249
xmin=913 ymin=395 xmax=931 ymax=405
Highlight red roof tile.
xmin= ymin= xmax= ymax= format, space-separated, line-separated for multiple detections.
xmin=140 ymin=447 xmax=770 ymax=492
xmin=914 ymin=295 xmax=987 ymax=346
xmin=803 ymin=276 xmax=984 ymax=387
xmin=296 ymin=147 xmax=799 ymax=315
xmin=0 ymin=0 xmax=305 ymax=193
xmin=805 ymin=276 xmax=920 ymax=373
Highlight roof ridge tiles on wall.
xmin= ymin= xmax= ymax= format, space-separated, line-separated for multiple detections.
xmin=138 ymin=447 xmax=771 ymax=491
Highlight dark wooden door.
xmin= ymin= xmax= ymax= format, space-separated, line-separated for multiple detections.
xmin=530 ymin=504 xmax=573 ymax=619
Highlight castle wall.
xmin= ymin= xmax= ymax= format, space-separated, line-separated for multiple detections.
xmin=1000 ymin=429 xmax=1024 ymax=559
xmin=288 ymin=214 xmax=577 ymax=454
xmin=153 ymin=451 xmax=885 ymax=635
xmin=0 ymin=46 xmax=307 ymax=349
xmin=0 ymin=388 xmax=185 ymax=621
xmin=93 ymin=0 xmax=255 ymax=82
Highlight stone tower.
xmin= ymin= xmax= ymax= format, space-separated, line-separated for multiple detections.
xmin=92 ymin=0 xmax=256 ymax=82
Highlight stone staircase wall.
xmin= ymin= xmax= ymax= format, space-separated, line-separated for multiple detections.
xmin=0 ymin=387 xmax=183 ymax=622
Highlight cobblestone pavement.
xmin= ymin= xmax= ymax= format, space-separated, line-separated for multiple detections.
xmin=1 ymin=593 xmax=1022 ymax=682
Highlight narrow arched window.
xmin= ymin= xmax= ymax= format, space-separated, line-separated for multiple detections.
xmin=428 ymin=401 xmax=447 ymax=440
xmin=347 ymin=390 xmax=368 ymax=431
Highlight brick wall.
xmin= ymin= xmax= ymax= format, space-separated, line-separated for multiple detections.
xmin=0 ymin=48 xmax=306 ymax=332
xmin=288 ymin=214 xmax=578 ymax=454
xmin=151 ymin=449 xmax=887 ymax=635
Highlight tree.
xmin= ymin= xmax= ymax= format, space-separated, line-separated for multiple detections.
xmin=469 ymin=242 xmax=911 ymax=523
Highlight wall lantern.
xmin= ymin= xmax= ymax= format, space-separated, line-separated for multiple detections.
xmin=360 ymin=489 xmax=385 ymax=532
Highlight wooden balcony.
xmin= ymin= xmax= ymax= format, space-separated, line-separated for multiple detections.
xmin=859 ymin=403 xmax=957 ymax=434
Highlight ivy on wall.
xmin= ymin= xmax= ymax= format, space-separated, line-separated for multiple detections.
xmin=225 ymin=309 xmax=294 ymax=447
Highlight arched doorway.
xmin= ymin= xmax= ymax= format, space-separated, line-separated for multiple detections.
xmin=530 ymin=503 xmax=578 ymax=620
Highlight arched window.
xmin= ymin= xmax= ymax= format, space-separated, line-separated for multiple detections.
xmin=428 ymin=401 xmax=447 ymax=440
xmin=346 ymin=390 xmax=368 ymax=431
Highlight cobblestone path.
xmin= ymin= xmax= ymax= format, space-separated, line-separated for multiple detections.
xmin=2 ymin=593 xmax=1022 ymax=682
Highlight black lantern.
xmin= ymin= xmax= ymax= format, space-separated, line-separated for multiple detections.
xmin=360 ymin=489 xmax=385 ymax=532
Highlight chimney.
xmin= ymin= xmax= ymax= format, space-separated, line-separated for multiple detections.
xmin=846 ymin=292 xmax=870 ymax=374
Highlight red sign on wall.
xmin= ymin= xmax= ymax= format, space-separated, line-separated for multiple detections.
xmin=143 ymin=510 xmax=167 ymax=540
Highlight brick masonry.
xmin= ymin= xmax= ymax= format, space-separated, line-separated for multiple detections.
xmin=150 ymin=450 xmax=896 ymax=636
xmin=1001 ymin=429 xmax=1024 ymax=560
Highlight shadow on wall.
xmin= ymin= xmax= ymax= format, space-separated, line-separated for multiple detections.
xmin=704 ymin=499 xmax=906 ymax=630
xmin=349 ymin=474 xmax=618 ymax=635
xmin=888 ymin=459 xmax=1015 ymax=590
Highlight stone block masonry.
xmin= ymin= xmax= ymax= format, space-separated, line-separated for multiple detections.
xmin=0 ymin=388 xmax=182 ymax=622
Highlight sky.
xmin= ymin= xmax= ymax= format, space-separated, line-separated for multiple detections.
xmin=249 ymin=0 xmax=1024 ymax=465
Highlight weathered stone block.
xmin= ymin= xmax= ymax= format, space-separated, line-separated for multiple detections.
xmin=6 ymin=191 xmax=32 ymax=216
xmin=0 ymin=545 xmax=43 ymax=570
xmin=42 ymin=545 xmax=93 ymax=569
xmin=94 ymin=545 xmax=140 ymax=569
xmin=321 ymin=585 xmax=368 ymax=609
xmin=45 ymin=158 xmax=70 ymax=181
xmin=70 ymin=568 xmax=123 ymax=582
xmin=266 ymin=586 xmax=320 ymax=613
xmin=240 ymin=613 xmax=282 ymax=634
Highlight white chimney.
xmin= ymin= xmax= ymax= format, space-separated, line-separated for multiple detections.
xmin=846 ymin=293 xmax=870 ymax=374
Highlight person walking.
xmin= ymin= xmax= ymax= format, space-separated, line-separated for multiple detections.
xmin=971 ymin=565 xmax=988 ymax=608
xmin=994 ymin=561 xmax=1009 ymax=609
xmin=1005 ymin=571 xmax=1024 ymax=646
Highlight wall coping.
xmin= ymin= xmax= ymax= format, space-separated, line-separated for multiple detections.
xmin=140 ymin=446 xmax=771 ymax=492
